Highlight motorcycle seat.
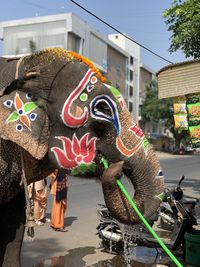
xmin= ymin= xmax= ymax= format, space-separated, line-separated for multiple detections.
xmin=182 ymin=197 xmax=199 ymax=205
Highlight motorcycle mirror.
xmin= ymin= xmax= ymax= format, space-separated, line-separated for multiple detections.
xmin=178 ymin=175 xmax=185 ymax=187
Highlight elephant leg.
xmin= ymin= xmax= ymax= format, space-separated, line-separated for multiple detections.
xmin=0 ymin=190 xmax=26 ymax=267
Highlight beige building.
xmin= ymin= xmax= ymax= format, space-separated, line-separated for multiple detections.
xmin=0 ymin=13 xmax=147 ymax=122
xmin=108 ymin=34 xmax=140 ymax=121
xmin=139 ymin=63 xmax=169 ymax=139
xmin=139 ymin=63 xmax=155 ymax=104
xmin=0 ymin=13 xmax=129 ymax=108
xmin=106 ymin=45 xmax=127 ymax=95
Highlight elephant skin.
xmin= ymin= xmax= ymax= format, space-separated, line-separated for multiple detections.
xmin=0 ymin=48 xmax=164 ymax=266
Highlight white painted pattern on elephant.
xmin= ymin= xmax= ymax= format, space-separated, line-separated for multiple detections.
xmin=104 ymin=83 xmax=126 ymax=110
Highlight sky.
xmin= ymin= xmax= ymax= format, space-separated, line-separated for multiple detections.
xmin=0 ymin=0 xmax=189 ymax=72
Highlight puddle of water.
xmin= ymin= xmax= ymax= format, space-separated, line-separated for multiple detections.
xmin=34 ymin=247 xmax=96 ymax=267
xmin=33 ymin=246 xmax=175 ymax=267
xmin=128 ymin=246 xmax=172 ymax=266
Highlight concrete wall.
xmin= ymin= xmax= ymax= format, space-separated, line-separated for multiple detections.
xmin=140 ymin=66 xmax=153 ymax=99
xmin=107 ymin=45 xmax=126 ymax=95
xmin=0 ymin=13 xmax=130 ymax=116
xmin=108 ymin=34 xmax=140 ymax=122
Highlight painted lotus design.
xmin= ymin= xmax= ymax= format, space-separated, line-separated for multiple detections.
xmin=51 ymin=133 xmax=97 ymax=169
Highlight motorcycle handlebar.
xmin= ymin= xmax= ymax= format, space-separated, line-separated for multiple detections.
xmin=163 ymin=176 xmax=185 ymax=202
xmin=178 ymin=175 xmax=185 ymax=187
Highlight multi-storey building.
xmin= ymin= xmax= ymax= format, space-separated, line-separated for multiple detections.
xmin=0 ymin=13 xmax=141 ymax=121
xmin=139 ymin=63 xmax=155 ymax=105
xmin=108 ymin=34 xmax=140 ymax=122
xmin=139 ymin=63 xmax=169 ymax=139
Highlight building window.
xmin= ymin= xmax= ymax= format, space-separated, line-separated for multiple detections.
xmin=130 ymin=56 xmax=134 ymax=65
xmin=152 ymin=124 xmax=157 ymax=133
xmin=81 ymin=39 xmax=85 ymax=54
xmin=129 ymin=86 xmax=133 ymax=97
xmin=68 ymin=32 xmax=81 ymax=53
xmin=38 ymin=34 xmax=65 ymax=50
xmin=16 ymin=37 xmax=34 ymax=54
xmin=125 ymin=84 xmax=129 ymax=99
xmin=130 ymin=70 xmax=133 ymax=81
xmin=116 ymin=82 xmax=120 ymax=89
xmin=129 ymin=102 xmax=133 ymax=112
xmin=126 ymin=68 xmax=129 ymax=80
xmin=116 ymin=66 xmax=121 ymax=76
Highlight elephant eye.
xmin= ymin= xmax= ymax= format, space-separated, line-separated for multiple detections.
xmin=95 ymin=101 xmax=112 ymax=116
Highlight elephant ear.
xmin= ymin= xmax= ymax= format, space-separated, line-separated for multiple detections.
xmin=0 ymin=90 xmax=49 ymax=159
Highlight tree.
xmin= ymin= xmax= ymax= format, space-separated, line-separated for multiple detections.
xmin=29 ymin=40 xmax=37 ymax=53
xmin=140 ymin=80 xmax=186 ymax=149
xmin=163 ymin=0 xmax=200 ymax=58
xmin=140 ymin=80 xmax=172 ymax=124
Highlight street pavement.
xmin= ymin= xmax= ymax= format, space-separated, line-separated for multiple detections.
xmin=21 ymin=152 xmax=200 ymax=267
xmin=21 ymin=173 xmax=111 ymax=266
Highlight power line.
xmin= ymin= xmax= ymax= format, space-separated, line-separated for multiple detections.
xmin=70 ymin=0 xmax=173 ymax=64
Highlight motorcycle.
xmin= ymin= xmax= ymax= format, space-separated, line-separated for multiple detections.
xmin=97 ymin=176 xmax=199 ymax=255
xmin=158 ymin=175 xmax=199 ymax=231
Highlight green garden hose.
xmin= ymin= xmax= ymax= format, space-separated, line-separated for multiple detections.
xmin=101 ymin=157 xmax=183 ymax=267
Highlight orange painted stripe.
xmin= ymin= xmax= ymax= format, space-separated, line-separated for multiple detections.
xmin=116 ymin=136 xmax=143 ymax=157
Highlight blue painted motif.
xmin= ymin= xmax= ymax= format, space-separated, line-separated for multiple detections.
xmin=3 ymin=100 xmax=13 ymax=108
xmin=157 ymin=170 xmax=164 ymax=177
xmin=16 ymin=124 xmax=23 ymax=132
xmin=30 ymin=113 xmax=37 ymax=121
xmin=26 ymin=92 xmax=32 ymax=99
xmin=90 ymin=95 xmax=121 ymax=135
xmin=87 ymin=85 xmax=94 ymax=92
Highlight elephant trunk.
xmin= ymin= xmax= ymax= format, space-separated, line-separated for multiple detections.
xmin=101 ymin=148 xmax=164 ymax=225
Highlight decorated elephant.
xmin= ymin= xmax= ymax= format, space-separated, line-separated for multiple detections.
xmin=0 ymin=48 xmax=164 ymax=266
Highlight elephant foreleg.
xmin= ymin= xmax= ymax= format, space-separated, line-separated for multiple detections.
xmin=0 ymin=190 xmax=26 ymax=267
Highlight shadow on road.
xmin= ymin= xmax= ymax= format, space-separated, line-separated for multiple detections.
xmin=45 ymin=213 xmax=78 ymax=227
xmin=64 ymin=216 xmax=78 ymax=227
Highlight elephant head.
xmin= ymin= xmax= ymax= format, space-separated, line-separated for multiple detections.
xmin=0 ymin=48 xmax=164 ymax=224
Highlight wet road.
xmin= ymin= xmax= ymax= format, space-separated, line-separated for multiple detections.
xmin=34 ymin=247 xmax=172 ymax=267
xmin=21 ymin=152 xmax=200 ymax=267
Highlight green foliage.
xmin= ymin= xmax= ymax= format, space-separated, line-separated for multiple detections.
xmin=163 ymin=0 xmax=200 ymax=58
xmin=140 ymin=80 xmax=172 ymax=126
xmin=29 ymin=40 xmax=37 ymax=53
xmin=71 ymin=162 xmax=96 ymax=176
xmin=140 ymin=80 xmax=189 ymax=149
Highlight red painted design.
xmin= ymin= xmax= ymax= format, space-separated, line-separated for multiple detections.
xmin=51 ymin=133 xmax=97 ymax=169
xmin=61 ymin=69 xmax=95 ymax=127
xmin=119 ymin=98 xmax=126 ymax=110
xmin=129 ymin=124 xmax=144 ymax=138
xmin=116 ymin=123 xmax=145 ymax=157
xmin=90 ymin=76 xmax=98 ymax=84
